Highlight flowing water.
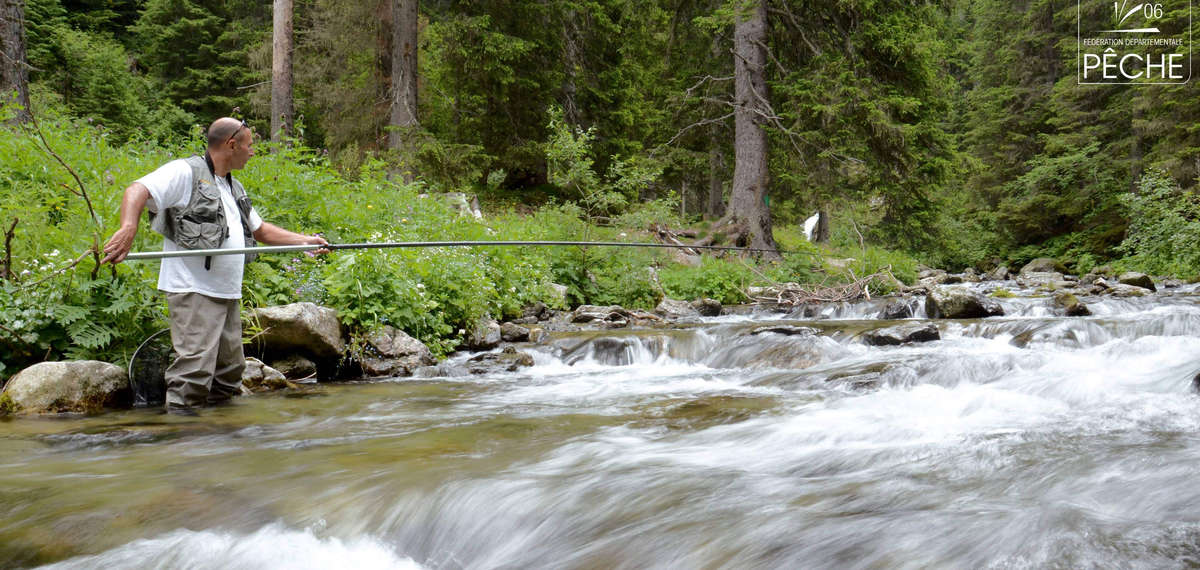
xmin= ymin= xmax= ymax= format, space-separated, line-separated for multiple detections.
xmin=5 ymin=284 xmax=1200 ymax=569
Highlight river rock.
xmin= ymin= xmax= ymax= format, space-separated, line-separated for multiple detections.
xmin=464 ymin=318 xmax=502 ymax=350
xmin=361 ymin=325 xmax=436 ymax=377
xmin=1118 ymin=272 xmax=1156 ymax=292
xmin=655 ymin=298 xmax=700 ymax=320
xmin=984 ymin=265 xmax=1011 ymax=281
xmin=878 ymin=298 xmax=918 ymax=320
xmin=4 ymin=360 xmax=130 ymax=414
xmin=749 ymin=325 xmax=820 ymax=337
xmin=925 ymin=286 xmax=1005 ymax=319
xmin=500 ymin=322 xmax=531 ymax=342
xmin=691 ymin=298 xmax=722 ymax=317
xmin=918 ymin=269 xmax=950 ymax=287
xmin=1101 ymin=281 xmax=1150 ymax=297
xmin=1016 ymin=271 xmax=1068 ymax=289
xmin=862 ymin=323 xmax=940 ymax=346
xmin=1020 ymin=258 xmax=1068 ymax=276
xmin=250 ymin=303 xmax=344 ymax=359
xmin=572 ymin=305 xmax=632 ymax=324
xmin=527 ymin=327 xmax=549 ymax=344
xmin=522 ymin=301 xmax=550 ymax=321
xmin=242 ymin=357 xmax=295 ymax=392
xmin=466 ymin=347 xmax=535 ymax=374
xmin=268 ymin=354 xmax=318 ymax=379
xmin=1053 ymin=292 xmax=1091 ymax=317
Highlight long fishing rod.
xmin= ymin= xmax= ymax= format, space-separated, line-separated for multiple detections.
xmin=121 ymin=240 xmax=785 ymax=261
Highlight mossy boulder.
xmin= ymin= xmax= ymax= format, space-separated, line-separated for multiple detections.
xmin=1053 ymin=292 xmax=1091 ymax=316
xmin=1118 ymin=272 xmax=1156 ymax=292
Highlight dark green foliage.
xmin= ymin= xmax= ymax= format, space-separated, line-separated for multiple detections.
xmin=131 ymin=0 xmax=269 ymax=122
xmin=1117 ymin=170 xmax=1200 ymax=276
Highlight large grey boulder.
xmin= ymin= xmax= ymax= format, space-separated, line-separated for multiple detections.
xmin=655 ymin=298 xmax=700 ymax=320
xmin=361 ymin=326 xmax=436 ymax=377
xmin=1020 ymin=258 xmax=1068 ymax=276
xmin=862 ymin=323 xmax=940 ymax=346
xmin=1118 ymin=272 xmax=1156 ymax=292
xmin=3 ymin=361 xmax=130 ymax=414
xmin=250 ymin=303 xmax=344 ymax=359
xmin=925 ymin=286 xmax=1005 ymax=319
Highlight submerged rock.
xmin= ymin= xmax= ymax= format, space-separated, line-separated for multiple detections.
xmin=749 ymin=325 xmax=821 ymax=337
xmin=861 ymin=323 xmax=940 ymax=346
xmin=4 ymin=361 xmax=130 ymax=414
xmin=925 ymin=286 xmax=1005 ymax=319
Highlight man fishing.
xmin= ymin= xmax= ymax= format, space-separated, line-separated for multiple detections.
xmin=101 ymin=117 xmax=328 ymax=415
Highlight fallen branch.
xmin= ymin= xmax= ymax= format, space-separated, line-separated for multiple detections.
xmin=748 ymin=269 xmax=895 ymax=307
xmin=1 ymin=217 xmax=15 ymax=281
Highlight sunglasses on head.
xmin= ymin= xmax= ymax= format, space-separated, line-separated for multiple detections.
xmin=226 ymin=120 xmax=249 ymax=144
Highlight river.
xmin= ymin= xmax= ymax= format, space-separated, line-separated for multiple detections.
xmin=4 ymin=283 xmax=1200 ymax=568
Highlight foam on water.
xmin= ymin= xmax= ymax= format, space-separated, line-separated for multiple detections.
xmin=39 ymin=523 xmax=421 ymax=570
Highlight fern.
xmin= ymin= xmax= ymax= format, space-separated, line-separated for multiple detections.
xmin=51 ymin=304 xmax=89 ymax=325
xmin=67 ymin=319 xmax=115 ymax=349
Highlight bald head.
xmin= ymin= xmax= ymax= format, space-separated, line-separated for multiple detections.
xmin=206 ymin=117 xmax=248 ymax=149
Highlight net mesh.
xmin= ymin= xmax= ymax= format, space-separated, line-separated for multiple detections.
xmin=128 ymin=329 xmax=171 ymax=408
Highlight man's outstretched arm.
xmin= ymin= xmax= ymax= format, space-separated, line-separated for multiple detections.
xmin=101 ymin=182 xmax=151 ymax=264
xmin=253 ymin=222 xmax=329 ymax=248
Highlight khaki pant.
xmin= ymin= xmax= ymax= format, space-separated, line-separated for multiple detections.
xmin=165 ymin=292 xmax=244 ymax=408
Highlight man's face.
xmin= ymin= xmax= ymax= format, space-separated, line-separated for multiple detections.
xmin=228 ymin=128 xmax=255 ymax=170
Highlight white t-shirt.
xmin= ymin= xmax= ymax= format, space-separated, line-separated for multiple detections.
xmin=138 ymin=159 xmax=264 ymax=299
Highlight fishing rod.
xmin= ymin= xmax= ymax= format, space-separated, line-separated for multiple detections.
xmin=121 ymin=240 xmax=785 ymax=261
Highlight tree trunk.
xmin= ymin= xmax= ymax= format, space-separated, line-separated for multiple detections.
xmin=388 ymin=0 xmax=418 ymax=149
xmin=707 ymin=126 xmax=725 ymax=219
xmin=723 ymin=1 xmax=779 ymax=258
xmin=814 ymin=209 xmax=830 ymax=242
xmin=0 ymin=0 xmax=31 ymax=124
xmin=271 ymin=0 xmax=294 ymax=143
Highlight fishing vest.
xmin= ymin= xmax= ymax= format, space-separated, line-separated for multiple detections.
xmin=149 ymin=155 xmax=257 ymax=268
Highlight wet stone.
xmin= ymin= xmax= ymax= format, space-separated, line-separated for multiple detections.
xmin=749 ymin=325 xmax=821 ymax=337
xmin=861 ymin=323 xmax=940 ymax=346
